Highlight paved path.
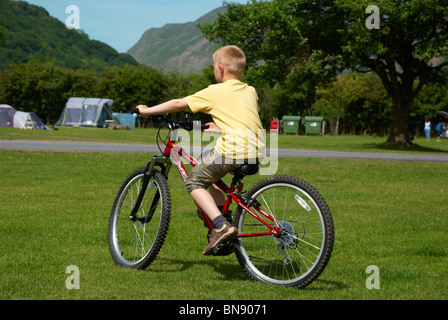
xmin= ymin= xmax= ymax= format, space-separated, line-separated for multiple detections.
xmin=1 ymin=139 xmax=448 ymax=162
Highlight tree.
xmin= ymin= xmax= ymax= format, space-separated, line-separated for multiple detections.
xmin=95 ymin=64 xmax=167 ymax=112
xmin=314 ymin=73 xmax=391 ymax=135
xmin=201 ymin=0 xmax=448 ymax=146
xmin=314 ymin=74 xmax=367 ymax=135
xmin=350 ymin=72 xmax=392 ymax=136
xmin=0 ymin=60 xmax=75 ymax=122
xmin=0 ymin=61 xmax=171 ymax=123
xmin=337 ymin=0 xmax=448 ymax=146
xmin=0 ymin=60 xmax=99 ymax=122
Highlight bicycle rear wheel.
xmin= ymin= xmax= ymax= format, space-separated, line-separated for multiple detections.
xmin=234 ymin=175 xmax=334 ymax=288
xmin=108 ymin=168 xmax=171 ymax=269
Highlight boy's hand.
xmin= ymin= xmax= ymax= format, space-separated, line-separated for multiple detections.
xmin=203 ymin=122 xmax=220 ymax=134
xmin=136 ymin=105 xmax=149 ymax=118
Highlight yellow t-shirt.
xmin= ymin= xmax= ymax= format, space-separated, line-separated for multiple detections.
xmin=184 ymin=80 xmax=265 ymax=160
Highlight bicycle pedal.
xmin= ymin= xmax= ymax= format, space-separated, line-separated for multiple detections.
xmin=211 ymin=242 xmax=234 ymax=256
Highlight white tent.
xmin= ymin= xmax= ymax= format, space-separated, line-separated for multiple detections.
xmin=0 ymin=105 xmax=47 ymax=129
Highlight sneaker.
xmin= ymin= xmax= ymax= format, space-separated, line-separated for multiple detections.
xmin=202 ymin=222 xmax=237 ymax=255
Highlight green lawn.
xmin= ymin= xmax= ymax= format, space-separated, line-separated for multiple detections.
xmin=1 ymin=146 xmax=447 ymax=300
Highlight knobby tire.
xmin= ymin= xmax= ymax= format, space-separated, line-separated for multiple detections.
xmin=108 ymin=168 xmax=171 ymax=270
xmin=233 ymin=175 xmax=334 ymax=288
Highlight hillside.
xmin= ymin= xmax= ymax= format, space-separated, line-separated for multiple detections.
xmin=0 ymin=0 xmax=138 ymax=70
xmin=127 ymin=7 xmax=225 ymax=75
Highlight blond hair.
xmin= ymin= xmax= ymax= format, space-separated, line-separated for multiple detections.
xmin=213 ymin=45 xmax=246 ymax=78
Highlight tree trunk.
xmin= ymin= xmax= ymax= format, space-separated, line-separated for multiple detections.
xmin=372 ymin=58 xmax=420 ymax=148
xmin=386 ymin=95 xmax=413 ymax=147
xmin=335 ymin=112 xmax=340 ymax=136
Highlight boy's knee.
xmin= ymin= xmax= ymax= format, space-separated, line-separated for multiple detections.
xmin=184 ymin=176 xmax=194 ymax=193
xmin=185 ymin=182 xmax=198 ymax=193
xmin=184 ymin=175 xmax=206 ymax=193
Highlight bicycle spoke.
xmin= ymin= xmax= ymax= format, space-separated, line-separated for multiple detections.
xmin=109 ymin=169 xmax=171 ymax=269
xmin=235 ymin=176 xmax=333 ymax=288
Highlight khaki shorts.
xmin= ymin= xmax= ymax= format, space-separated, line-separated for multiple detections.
xmin=184 ymin=149 xmax=241 ymax=193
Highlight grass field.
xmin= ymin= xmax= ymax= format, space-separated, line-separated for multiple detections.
xmin=0 ymin=128 xmax=447 ymax=300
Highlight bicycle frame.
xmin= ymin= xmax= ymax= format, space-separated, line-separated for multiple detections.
xmin=144 ymin=130 xmax=280 ymax=239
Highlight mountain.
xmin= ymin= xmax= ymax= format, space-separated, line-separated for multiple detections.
xmin=0 ymin=0 xmax=138 ymax=70
xmin=127 ymin=7 xmax=225 ymax=75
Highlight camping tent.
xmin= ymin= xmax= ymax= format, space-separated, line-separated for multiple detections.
xmin=55 ymin=98 xmax=113 ymax=127
xmin=0 ymin=105 xmax=47 ymax=129
xmin=0 ymin=105 xmax=15 ymax=127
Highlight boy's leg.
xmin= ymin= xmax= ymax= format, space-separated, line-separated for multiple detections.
xmin=185 ymin=150 xmax=240 ymax=255
xmin=185 ymin=149 xmax=237 ymax=223
xmin=209 ymin=183 xmax=225 ymax=207
xmin=189 ymin=188 xmax=222 ymax=222
xmin=189 ymin=188 xmax=237 ymax=255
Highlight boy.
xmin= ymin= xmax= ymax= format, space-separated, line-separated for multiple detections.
xmin=136 ymin=45 xmax=265 ymax=255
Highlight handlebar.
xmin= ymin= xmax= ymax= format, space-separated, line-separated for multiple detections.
xmin=130 ymin=107 xmax=140 ymax=116
xmin=129 ymin=108 xmax=209 ymax=132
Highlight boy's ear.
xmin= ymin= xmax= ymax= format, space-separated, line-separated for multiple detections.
xmin=218 ymin=63 xmax=225 ymax=73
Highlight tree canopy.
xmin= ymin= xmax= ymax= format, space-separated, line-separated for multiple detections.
xmin=0 ymin=61 xmax=167 ymax=122
xmin=201 ymin=0 xmax=448 ymax=146
xmin=0 ymin=0 xmax=138 ymax=71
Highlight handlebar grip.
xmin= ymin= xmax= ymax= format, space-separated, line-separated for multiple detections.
xmin=130 ymin=107 xmax=140 ymax=115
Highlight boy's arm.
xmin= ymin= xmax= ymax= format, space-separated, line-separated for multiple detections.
xmin=136 ymin=99 xmax=189 ymax=118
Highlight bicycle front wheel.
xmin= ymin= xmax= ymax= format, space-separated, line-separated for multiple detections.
xmin=108 ymin=168 xmax=171 ymax=269
xmin=234 ymin=175 xmax=334 ymax=288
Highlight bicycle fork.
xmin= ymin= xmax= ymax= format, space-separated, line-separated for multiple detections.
xmin=128 ymin=170 xmax=153 ymax=223
xmin=129 ymin=156 xmax=171 ymax=223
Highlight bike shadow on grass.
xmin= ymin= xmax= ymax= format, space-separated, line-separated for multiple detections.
xmin=146 ymin=257 xmax=347 ymax=291
xmin=147 ymin=257 xmax=249 ymax=282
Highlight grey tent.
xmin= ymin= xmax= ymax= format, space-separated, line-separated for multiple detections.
xmin=56 ymin=98 xmax=113 ymax=127
xmin=0 ymin=105 xmax=15 ymax=127
xmin=0 ymin=104 xmax=47 ymax=129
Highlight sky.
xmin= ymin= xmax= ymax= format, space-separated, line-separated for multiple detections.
xmin=20 ymin=0 xmax=250 ymax=53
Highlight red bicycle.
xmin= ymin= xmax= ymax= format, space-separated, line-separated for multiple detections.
xmin=108 ymin=113 xmax=334 ymax=288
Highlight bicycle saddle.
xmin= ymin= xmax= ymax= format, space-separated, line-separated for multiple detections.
xmin=231 ymin=164 xmax=259 ymax=178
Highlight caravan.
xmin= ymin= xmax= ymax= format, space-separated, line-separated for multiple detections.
xmin=55 ymin=98 xmax=113 ymax=127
